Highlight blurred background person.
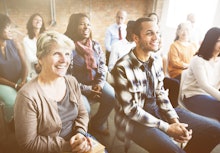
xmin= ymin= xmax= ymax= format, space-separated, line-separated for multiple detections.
xmin=148 ymin=12 xmax=159 ymax=25
xmin=0 ymin=13 xmax=28 ymax=125
xmin=108 ymin=20 xmax=135 ymax=72
xmin=23 ymin=13 xmax=46 ymax=80
xmin=180 ymin=27 xmax=220 ymax=121
xmin=105 ymin=10 xmax=127 ymax=66
xmin=168 ymin=22 xmax=198 ymax=81
xmin=186 ymin=13 xmax=203 ymax=47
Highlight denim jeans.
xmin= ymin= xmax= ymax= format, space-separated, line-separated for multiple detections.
xmin=82 ymin=82 xmax=116 ymax=130
xmin=128 ymin=107 xmax=220 ymax=153
xmin=183 ymin=95 xmax=220 ymax=121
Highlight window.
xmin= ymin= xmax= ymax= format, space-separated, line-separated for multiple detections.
xmin=166 ymin=0 xmax=218 ymax=32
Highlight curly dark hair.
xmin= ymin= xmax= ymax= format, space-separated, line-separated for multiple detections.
xmin=64 ymin=13 xmax=92 ymax=42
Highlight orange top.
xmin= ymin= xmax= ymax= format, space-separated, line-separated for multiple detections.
xmin=168 ymin=41 xmax=197 ymax=78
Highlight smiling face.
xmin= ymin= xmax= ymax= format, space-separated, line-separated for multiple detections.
xmin=134 ymin=21 xmax=161 ymax=53
xmin=32 ymin=15 xmax=43 ymax=29
xmin=39 ymin=42 xmax=71 ymax=78
xmin=77 ymin=16 xmax=91 ymax=40
xmin=0 ymin=24 xmax=13 ymax=40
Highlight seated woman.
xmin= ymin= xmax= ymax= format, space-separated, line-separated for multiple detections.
xmin=181 ymin=27 xmax=220 ymax=121
xmin=23 ymin=13 xmax=46 ymax=79
xmin=14 ymin=31 xmax=92 ymax=153
xmin=168 ymin=22 xmax=198 ymax=81
xmin=0 ymin=13 xmax=28 ymax=124
xmin=64 ymin=13 xmax=116 ymax=135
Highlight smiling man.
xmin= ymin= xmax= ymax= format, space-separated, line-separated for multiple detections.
xmin=111 ymin=17 xmax=220 ymax=153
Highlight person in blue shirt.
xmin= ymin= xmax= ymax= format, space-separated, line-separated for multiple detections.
xmin=105 ymin=10 xmax=127 ymax=65
xmin=0 ymin=13 xmax=28 ymax=124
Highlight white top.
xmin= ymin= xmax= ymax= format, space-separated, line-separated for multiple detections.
xmin=23 ymin=36 xmax=38 ymax=79
xmin=105 ymin=23 xmax=127 ymax=52
xmin=181 ymin=55 xmax=220 ymax=101
xmin=108 ymin=40 xmax=135 ymax=71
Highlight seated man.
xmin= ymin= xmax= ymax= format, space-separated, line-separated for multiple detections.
xmin=111 ymin=17 xmax=220 ymax=153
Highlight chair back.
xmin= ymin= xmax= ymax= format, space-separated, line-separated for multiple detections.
xmin=177 ymin=70 xmax=189 ymax=110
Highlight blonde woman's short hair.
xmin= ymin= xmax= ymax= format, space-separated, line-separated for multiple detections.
xmin=36 ymin=30 xmax=75 ymax=59
xmin=174 ymin=22 xmax=192 ymax=41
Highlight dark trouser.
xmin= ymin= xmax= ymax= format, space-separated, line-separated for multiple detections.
xmin=105 ymin=51 xmax=110 ymax=66
xmin=174 ymin=74 xmax=181 ymax=81
xmin=129 ymin=106 xmax=220 ymax=153
xmin=163 ymin=77 xmax=180 ymax=107
xmin=183 ymin=95 xmax=220 ymax=121
xmin=83 ymin=82 xmax=116 ymax=130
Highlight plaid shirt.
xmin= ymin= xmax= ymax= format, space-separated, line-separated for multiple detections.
xmin=111 ymin=50 xmax=178 ymax=139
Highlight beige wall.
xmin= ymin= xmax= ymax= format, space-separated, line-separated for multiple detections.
xmin=0 ymin=0 xmax=160 ymax=50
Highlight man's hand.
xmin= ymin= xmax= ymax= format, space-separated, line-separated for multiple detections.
xmin=167 ymin=122 xmax=192 ymax=143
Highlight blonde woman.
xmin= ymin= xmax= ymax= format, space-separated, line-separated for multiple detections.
xmin=168 ymin=22 xmax=198 ymax=80
xmin=14 ymin=31 xmax=92 ymax=153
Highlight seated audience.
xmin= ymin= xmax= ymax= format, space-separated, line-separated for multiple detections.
xmin=168 ymin=22 xmax=198 ymax=81
xmin=111 ymin=17 xmax=220 ymax=153
xmin=14 ymin=31 xmax=92 ymax=153
xmin=108 ymin=20 xmax=136 ymax=72
xmin=64 ymin=13 xmax=116 ymax=135
xmin=23 ymin=13 xmax=46 ymax=79
xmin=181 ymin=27 xmax=220 ymax=121
xmin=0 ymin=13 xmax=28 ymax=124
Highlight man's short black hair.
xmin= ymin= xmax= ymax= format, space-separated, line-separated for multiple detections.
xmin=133 ymin=17 xmax=153 ymax=37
